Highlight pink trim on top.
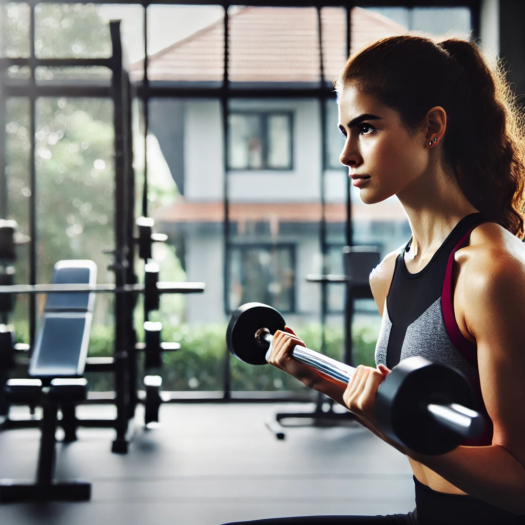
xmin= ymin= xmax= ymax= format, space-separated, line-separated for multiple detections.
xmin=441 ymin=224 xmax=483 ymax=367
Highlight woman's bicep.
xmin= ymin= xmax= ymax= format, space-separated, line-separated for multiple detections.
xmin=466 ymin=257 xmax=525 ymax=465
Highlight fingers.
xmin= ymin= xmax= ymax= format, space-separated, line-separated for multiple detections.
xmin=267 ymin=329 xmax=305 ymax=370
xmin=343 ymin=365 xmax=387 ymax=419
xmin=378 ymin=364 xmax=391 ymax=377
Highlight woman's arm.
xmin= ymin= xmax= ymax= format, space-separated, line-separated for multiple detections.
xmin=405 ymin=249 xmax=525 ymax=514
xmin=268 ymin=329 xmax=404 ymax=448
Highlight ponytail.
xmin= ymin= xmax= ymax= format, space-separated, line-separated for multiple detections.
xmin=336 ymin=36 xmax=525 ymax=238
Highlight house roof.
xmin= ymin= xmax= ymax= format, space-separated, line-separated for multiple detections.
xmin=132 ymin=7 xmax=406 ymax=83
xmin=157 ymin=200 xmax=407 ymax=225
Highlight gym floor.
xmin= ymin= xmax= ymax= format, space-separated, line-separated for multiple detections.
xmin=0 ymin=403 xmax=414 ymax=525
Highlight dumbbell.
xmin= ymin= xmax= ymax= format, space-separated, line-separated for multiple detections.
xmin=226 ymin=302 xmax=486 ymax=455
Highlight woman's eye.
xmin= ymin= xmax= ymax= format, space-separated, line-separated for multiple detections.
xmin=358 ymin=123 xmax=375 ymax=135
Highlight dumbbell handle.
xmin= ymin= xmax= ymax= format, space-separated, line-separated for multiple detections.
xmin=261 ymin=332 xmax=484 ymax=440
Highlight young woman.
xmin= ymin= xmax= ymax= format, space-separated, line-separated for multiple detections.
xmin=224 ymin=35 xmax=525 ymax=524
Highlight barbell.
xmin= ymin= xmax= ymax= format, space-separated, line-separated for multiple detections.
xmin=226 ymin=302 xmax=486 ymax=455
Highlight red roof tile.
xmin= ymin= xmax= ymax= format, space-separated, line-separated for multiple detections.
xmin=132 ymin=7 xmax=406 ymax=83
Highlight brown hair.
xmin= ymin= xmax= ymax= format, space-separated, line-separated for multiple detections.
xmin=335 ymin=35 xmax=525 ymax=239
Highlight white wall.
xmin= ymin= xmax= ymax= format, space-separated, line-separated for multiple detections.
xmin=184 ymin=100 xmax=224 ymax=201
xmin=185 ymin=230 xmax=224 ymax=324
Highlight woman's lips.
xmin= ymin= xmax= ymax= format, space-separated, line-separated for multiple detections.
xmin=351 ymin=175 xmax=371 ymax=188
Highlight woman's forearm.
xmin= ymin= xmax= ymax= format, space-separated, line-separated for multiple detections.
xmin=308 ymin=374 xmax=407 ymax=451
xmin=410 ymin=444 xmax=525 ymax=515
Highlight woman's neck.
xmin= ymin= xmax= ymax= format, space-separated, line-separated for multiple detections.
xmin=397 ymin=167 xmax=478 ymax=261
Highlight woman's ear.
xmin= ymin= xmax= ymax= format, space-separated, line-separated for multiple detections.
xmin=425 ymin=106 xmax=447 ymax=145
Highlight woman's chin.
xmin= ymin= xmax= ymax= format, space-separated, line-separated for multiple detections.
xmin=359 ymin=189 xmax=391 ymax=205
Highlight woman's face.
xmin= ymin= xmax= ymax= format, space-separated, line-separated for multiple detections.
xmin=338 ymin=86 xmax=430 ymax=205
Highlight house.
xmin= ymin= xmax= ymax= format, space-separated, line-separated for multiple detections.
xmin=131 ymin=7 xmax=420 ymax=324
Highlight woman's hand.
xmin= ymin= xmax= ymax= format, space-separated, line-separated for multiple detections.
xmin=266 ymin=327 xmax=327 ymax=389
xmin=342 ymin=364 xmax=390 ymax=430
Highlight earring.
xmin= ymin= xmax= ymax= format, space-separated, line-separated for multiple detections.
xmin=428 ymin=137 xmax=439 ymax=147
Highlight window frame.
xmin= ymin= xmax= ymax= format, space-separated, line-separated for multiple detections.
xmin=227 ymin=110 xmax=294 ymax=172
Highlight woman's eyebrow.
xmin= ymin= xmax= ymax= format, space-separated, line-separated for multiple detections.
xmin=347 ymin=114 xmax=382 ymax=128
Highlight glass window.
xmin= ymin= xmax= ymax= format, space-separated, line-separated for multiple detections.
xmin=228 ymin=112 xmax=293 ymax=170
xmin=35 ymin=97 xmax=114 ymax=285
xmin=362 ymin=7 xmax=471 ymax=38
xmin=229 ymin=6 xmax=319 ymax=84
xmin=229 ymin=244 xmax=295 ymax=313
xmin=145 ymin=4 xmax=224 ymax=84
xmin=1 ymin=3 xmax=30 ymax=58
xmin=5 ymin=98 xmax=31 ymax=342
xmin=34 ymin=3 xmax=144 ymax=67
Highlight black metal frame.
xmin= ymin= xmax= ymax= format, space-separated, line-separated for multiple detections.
xmin=0 ymin=0 xmax=482 ymax=405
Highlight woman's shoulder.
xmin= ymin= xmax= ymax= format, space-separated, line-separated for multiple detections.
xmin=458 ymin=221 xmax=525 ymax=288
xmin=369 ymin=245 xmax=404 ymax=316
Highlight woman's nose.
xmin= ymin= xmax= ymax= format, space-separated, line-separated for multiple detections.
xmin=339 ymin=143 xmax=362 ymax=169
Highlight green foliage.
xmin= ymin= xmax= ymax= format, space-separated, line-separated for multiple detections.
xmin=34 ymin=4 xmax=111 ymax=59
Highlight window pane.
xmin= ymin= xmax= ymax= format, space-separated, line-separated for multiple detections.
xmin=1 ymin=3 xmax=30 ymax=58
xmin=362 ymin=6 xmax=471 ymax=38
xmin=35 ymin=98 xmax=114 ymax=282
xmin=35 ymin=4 xmax=144 ymax=66
xmin=5 ymin=98 xmax=31 ymax=342
xmin=412 ymin=8 xmax=471 ymax=37
xmin=267 ymin=115 xmax=291 ymax=169
xmin=229 ymin=245 xmax=295 ymax=313
xmin=229 ymin=6 xmax=320 ymax=84
xmin=228 ymin=114 xmax=263 ymax=169
xmin=321 ymin=7 xmax=346 ymax=84
xmin=144 ymin=4 xmax=224 ymax=84
xmin=35 ymin=98 xmax=115 ymax=386
xmin=146 ymin=97 xmax=225 ymax=392
xmin=352 ymin=7 xmax=406 ymax=55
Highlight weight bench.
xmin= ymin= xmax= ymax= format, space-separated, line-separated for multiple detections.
xmin=0 ymin=260 xmax=96 ymax=503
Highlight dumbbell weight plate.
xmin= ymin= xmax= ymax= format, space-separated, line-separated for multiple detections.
xmin=375 ymin=356 xmax=475 ymax=455
xmin=227 ymin=302 xmax=285 ymax=365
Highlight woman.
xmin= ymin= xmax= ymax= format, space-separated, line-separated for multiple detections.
xmin=225 ymin=35 xmax=525 ymax=524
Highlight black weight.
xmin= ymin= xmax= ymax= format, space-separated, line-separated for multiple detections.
xmin=227 ymin=303 xmax=285 ymax=365
xmin=144 ymin=263 xmax=160 ymax=312
xmin=0 ymin=328 xmax=15 ymax=369
xmin=376 ymin=356 xmax=475 ymax=455
xmin=144 ymin=322 xmax=162 ymax=369
xmin=0 ymin=220 xmax=17 ymax=263
xmin=137 ymin=217 xmax=154 ymax=261
xmin=144 ymin=375 xmax=162 ymax=425
xmin=0 ymin=268 xmax=15 ymax=314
